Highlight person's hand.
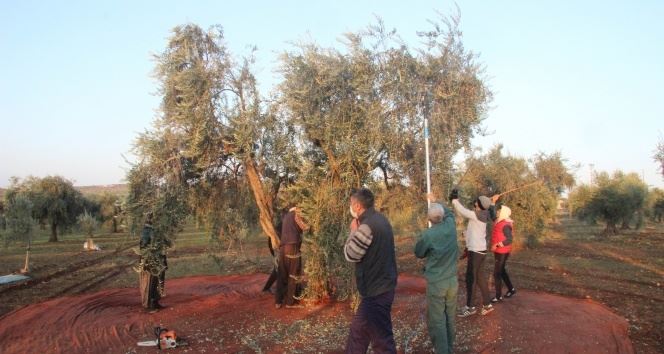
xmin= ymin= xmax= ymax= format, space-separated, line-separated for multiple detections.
xmin=448 ymin=189 xmax=459 ymax=202
xmin=459 ymin=247 xmax=468 ymax=260
xmin=491 ymin=244 xmax=498 ymax=252
xmin=350 ymin=218 xmax=360 ymax=231
xmin=491 ymin=194 xmax=500 ymax=204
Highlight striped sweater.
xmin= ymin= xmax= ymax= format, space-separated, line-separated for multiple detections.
xmin=344 ymin=224 xmax=374 ymax=262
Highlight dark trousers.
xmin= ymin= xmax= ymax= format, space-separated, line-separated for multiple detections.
xmin=345 ymin=289 xmax=397 ymax=354
xmin=275 ymin=243 xmax=301 ymax=306
xmin=263 ymin=268 xmax=278 ymax=291
xmin=263 ymin=239 xmax=278 ymax=291
xmin=493 ymin=252 xmax=514 ymax=297
xmin=466 ymin=251 xmax=490 ymax=307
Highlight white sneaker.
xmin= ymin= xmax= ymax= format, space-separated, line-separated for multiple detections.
xmin=480 ymin=304 xmax=494 ymax=315
xmin=458 ymin=306 xmax=477 ymax=317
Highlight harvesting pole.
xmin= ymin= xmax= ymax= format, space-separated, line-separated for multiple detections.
xmin=424 ymin=89 xmax=432 ymax=227
xmin=497 ymin=180 xmax=543 ymax=198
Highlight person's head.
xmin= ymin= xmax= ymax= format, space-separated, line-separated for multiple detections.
xmin=497 ymin=205 xmax=512 ymax=221
xmin=475 ymin=196 xmax=491 ymax=211
xmin=349 ymin=188 xmax=375 ymax=218
xmin=428 ymin=203 xmax=445 ymax=224
xmin=145 ymin=212 xmax=153 ymax=225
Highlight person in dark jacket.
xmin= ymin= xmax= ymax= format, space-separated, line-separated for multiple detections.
xmin=275 ymin=206 xmax=309 ymax=308
xmin=138 ymin=213 xmax=169 ymax=312
xmin=344 ymin=188 xmax=398 ymax=354
xmin=415 ymin=203 xmax=458 ymax=354
xmin=262 ymin=209 xmax=286 ymax=294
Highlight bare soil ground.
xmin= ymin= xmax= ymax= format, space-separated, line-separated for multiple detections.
xmin=0 ymin=216 xmax=661 ymax=353
xmin=0 ymin=274 xmax=633 ymax=354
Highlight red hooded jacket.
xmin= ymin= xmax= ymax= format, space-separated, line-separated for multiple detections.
xmin=491 ymin=219 xmax=513 ymax=254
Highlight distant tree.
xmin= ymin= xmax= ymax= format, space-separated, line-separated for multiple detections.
xmin=568 ymin=184 xmax=596 ymax=223
xmin=0 ymin=200 xmax=5 ymax=230
xmin=93 ymin=192 xmax=123 ymax=233
xmin=78 ymin=211 xmax=99 ymax=250
xmin=6 ymin=176 xmax=85 ymax=242
xmin=645 ymin=188 xmax=664 ymax=223
xmin=4 ymin=194 xmax=34 ymax=273
xmin=655 ymin=138 xmax=664 ymax=179
xmin=458 ymin=146 xmax=574 ymax=247
xmin=570 ymin=171 xmax=648 ymax=235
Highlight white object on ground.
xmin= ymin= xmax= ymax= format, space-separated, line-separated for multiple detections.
xmin=83 ymin=241 xmax=101 ymax=251
xmin=0 ymin=274 xmax=31 ymax=285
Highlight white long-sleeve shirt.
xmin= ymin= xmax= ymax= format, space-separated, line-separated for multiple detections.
xmin=452 ymin=199 xmax=488 ymax=252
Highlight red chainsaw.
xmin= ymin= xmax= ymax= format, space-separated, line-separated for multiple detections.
xmin=137 ymin=327 xmax=186 ymax=349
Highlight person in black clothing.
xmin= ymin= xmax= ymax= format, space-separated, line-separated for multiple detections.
xmin=344 ymin=188 xmax=398 ymax=354
xmin=262 ymin=209 xmax=286 ymax=294
xmin=275 ymin=206 xmax=309 ymax=308
xmin=138 ymin=213 xmax=169 ymax=312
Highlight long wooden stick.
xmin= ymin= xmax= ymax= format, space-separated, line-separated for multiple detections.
xmin=455 ymin=161 xmax=474 ymax=188
xmin=497 ymin=180 xmax=543 ymax=197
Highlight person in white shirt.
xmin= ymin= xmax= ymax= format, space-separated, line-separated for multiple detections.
xmin=449 ymin=189 xmax=496 ymax=317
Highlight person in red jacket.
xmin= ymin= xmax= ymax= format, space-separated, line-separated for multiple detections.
xmin=490 ymin=205 xmax=516 ymax=302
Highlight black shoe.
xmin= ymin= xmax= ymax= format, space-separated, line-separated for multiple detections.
xmin=491 ymin=296 xmax=503 ymax=303
xmin=505 ymin=288 xmax=517 ymax=298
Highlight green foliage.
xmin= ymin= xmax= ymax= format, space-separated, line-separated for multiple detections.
xmin=645 ymin=188 xmax=664 ymax=222
xmin=279 ymin=12 xmax=491 ymax=300
xmin=0 ymin=200 xmax=6 ymax=231
xmin=128 ymin=24 xmax=275 ymax=264
xmin=3 ymin=194 xmax=34 ymax=247
xmin=458 ymin=146 xmax=574 ymax=246
xmin=569 ymin=171 xmax=648 ymax=234
xmin=90 ymin=192 xmax=124 ymax=233
xmin=654 ymin=138 xmax=664 ymax=179
xmin=77 ymin=211 xmax=99 ymax=238
xmin=131 ymin=12 xmax=492 ymax=302
xmin=5 ymin=176 xmax=86 ymax=242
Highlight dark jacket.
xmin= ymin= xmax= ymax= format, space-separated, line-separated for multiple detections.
xmin=354 ymin=207 xmax=398 ymax=297
xmin=280 ymin=210 xmax=302 ymax=246
xmin=140 ymin=224 xmax=153 ymax=249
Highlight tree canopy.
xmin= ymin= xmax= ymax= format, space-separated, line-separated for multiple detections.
xmin=569 ymin=171 xmax=648 ymax=235
xmin=5 ymin=176 xmax=85 ymax=242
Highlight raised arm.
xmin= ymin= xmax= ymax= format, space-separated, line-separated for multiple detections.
xmin=451 ymin=199 xmax=477 ymax=221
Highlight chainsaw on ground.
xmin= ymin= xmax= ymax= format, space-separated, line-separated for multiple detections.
xmin=137 ymin=327 xmax=186 ymax=349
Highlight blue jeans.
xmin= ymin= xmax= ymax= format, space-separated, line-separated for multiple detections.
xmin=345 ymin=289 xmax=397 ymax=354
xmin=427 ymin=278 xmax=458 ymax=354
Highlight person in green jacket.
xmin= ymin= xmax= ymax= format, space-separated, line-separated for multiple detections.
xmin=415 ymin=203 xmax=459 ymax=354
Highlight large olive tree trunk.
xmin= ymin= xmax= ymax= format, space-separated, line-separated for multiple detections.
xmin=244 ymin=158 xmax=280 ymax=249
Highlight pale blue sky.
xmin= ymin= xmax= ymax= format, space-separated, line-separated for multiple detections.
xmin=1 ymin=0 xmax=663 ymax=188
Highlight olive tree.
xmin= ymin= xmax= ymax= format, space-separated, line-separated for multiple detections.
xmin=279 ymin=12 xmax=491 ymax=300
xmin=4 ymin=194 xmax=34 ymax=273
xmin=570 ymin=171 xmax=648 ymax=235
xmin=457 ymin=146 xmax=574 ymax=246
xmin=5 ymin=176 xmax=85 ymax=242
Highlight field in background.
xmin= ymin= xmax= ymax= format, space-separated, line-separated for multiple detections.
xmin=0 ymin=216 xmax=662 ymax=353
